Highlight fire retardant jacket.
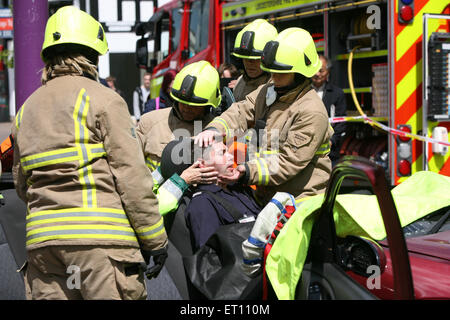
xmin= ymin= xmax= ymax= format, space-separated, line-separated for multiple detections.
xmin=206 ymin=80 xmax=333 ymax=205
xmin=136 ymin=107 xmax=214 ymax=215
xmin=233 ymin=72 xmax=271 ymax=102
xmin=12 ymin=75 xmax=167 ymax=252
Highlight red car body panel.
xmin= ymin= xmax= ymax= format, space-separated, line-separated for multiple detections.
xmin=347 ymin=230 xmax=450 ymax=299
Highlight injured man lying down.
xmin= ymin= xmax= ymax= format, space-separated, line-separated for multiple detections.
xmin=160 ymin=137 xmax=262 ymax=251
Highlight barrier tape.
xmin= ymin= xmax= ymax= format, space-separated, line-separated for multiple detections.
xmin=329 ymin=115 xmax=450 ymax=147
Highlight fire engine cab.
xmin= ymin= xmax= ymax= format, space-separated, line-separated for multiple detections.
xmin=135 ymin=0 xmax=450 ymax=185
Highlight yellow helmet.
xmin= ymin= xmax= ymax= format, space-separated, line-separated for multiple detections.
xmin=232 ymin=19 xmax=278 ymax=60
xmin=170 ymin=61 xmax=221 ymax=109
xmin=260 ymin=28 xmax=321 ymax=78
xmin=41 ymin=6 xmax=108 ymax=62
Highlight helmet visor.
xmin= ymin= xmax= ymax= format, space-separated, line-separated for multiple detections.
xmin=232 ymin=31 xmax=263 ymax=58
xmin=261 ymin=41 xmax=293 ymax=71
xmin=171 ymin=75 xmax=209 ymax=105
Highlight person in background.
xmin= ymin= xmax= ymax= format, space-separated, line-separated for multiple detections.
xmin=218 ymin=63 xmax=240 ymax=90
xmin=106 ymin=75 xmax=125 ymax=98
xmin=312 ymin=54 xmax=347 ymax=166
xmin=133 ymin=72 xmax=152 ymax=122
xmin=143 ymin=69 xmax=176 ymax=114
xmin=231 ymin=19 xmax=278 ymax=102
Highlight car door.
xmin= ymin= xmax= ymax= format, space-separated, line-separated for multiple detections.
xmin=295 ymin=156 xmax=415 ymax=300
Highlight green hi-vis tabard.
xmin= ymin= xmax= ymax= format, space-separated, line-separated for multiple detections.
xmin=266 ymin=171 xmax=450 ymax=300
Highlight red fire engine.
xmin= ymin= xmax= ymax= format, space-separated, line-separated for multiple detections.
xmin=135 ymin=0 xmax=450 ymax=185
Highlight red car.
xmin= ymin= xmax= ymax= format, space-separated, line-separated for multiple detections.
xmin=295 ymin=156 xmax=450 ymax=300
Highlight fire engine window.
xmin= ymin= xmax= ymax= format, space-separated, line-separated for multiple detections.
xmin=171 ymin=7 xmax=182 ymax=53
xmin=189 ymin=0 xmax=209 ymax=56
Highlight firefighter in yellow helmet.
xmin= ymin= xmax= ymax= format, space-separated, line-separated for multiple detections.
xmin=136 ymin=61 xmax=221 ymax=217
xmin=12 ymin=6 xmax=167 ymax=300
xmin=231 ymin=19 xmax=278 ymax=101
xmin=195 ymin=28 xmax=334 ymax=205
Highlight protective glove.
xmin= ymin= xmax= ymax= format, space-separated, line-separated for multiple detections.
xmin=141 ymin=246 xmax=168 ymax=279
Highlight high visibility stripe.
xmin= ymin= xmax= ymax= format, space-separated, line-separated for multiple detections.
xmin=259 ymin=150 xmax=278 ymax=156
xmin=21 ymin=148 xmax=79 ymax=171
xmin=15 ymin=104 xmax=26 ymax=129
xmin=151 ymin=167 xmax=164 ymax=186
xmin=20 ymin=144 xmax=106 ymax=173
xmin=209 ymin=118 xmax=230 ymax=138
xmin=27 ymin=224 xmax=135 ymax=236
xmin=89 ymin=144 xmax=107 ymax=158
xmin=26 ymin=208 xmax=130 ymax=227
xmin=73 ymin=89 xmax=97 ymax=208
xmin=27 ymin=234 xmax=138 ymax=246
xmin=26 ymin=224 xmax=138 ymax=246
xmin=160 ymin=179 xmax=184 ymax=201
xmin=135 ymin=217 xmax=165 ymax=240
xmin=256 ymin=157 xmax=269 ymax=186
xmin=315 ymin=142 xmax=331 ymax=155
xmin=146 ymin=157 xmax=159 ymax=171
xmin=146 ymin=158 xmax=155 ymax=170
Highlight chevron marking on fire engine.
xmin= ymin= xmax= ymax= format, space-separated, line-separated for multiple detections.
xmin=396 ymin=0 xmax=446 ymax=61
xmin=396 ymin=59 xmax=422 ymax=111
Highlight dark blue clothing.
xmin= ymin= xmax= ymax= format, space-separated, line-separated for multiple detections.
xmin=322 ymin=82 xmax=347 ymax=165
xmin=185 ymin=184 xmax=261 ymax=250
xmin=143 ymin=90 xmax=173 ymax=114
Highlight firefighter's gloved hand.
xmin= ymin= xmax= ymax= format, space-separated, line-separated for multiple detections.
xmin=141 ymin=246 xmax=168 ymax=279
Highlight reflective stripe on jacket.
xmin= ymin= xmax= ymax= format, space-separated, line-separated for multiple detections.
xmin=151 ymin=168 xmax=189 ymax=216
xmin=12 ymin=75 xmax=167 ymax=251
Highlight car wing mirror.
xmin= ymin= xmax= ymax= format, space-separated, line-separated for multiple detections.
xmin=338 ymin=235 xmax=386 ymax=277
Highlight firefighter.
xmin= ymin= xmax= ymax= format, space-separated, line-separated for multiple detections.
xmin=12 ymin=6 xmax=167 ymax=300
xmin=136 ymin=60 xmax=222 ymax=216
xmin=231 ymin=19 xmax=278 ymax=101
xmin=195 ymin=28 xmax=333 ymax=205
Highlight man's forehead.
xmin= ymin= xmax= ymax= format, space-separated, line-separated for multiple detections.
xmin=211 ymin=142 xmax=226 ymax=151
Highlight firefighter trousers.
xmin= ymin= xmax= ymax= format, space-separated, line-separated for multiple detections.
xmin=23 ymin=245 xmax=147 ymax=300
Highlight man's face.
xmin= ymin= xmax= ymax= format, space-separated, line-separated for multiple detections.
xmin=204 ymin=142 xmax=234 ymax=175
xmin=312 ymin=56 xmax=329 ymax=87
xmin=243 ymin=58 xmax=263 ymax=78
xmin=178 ymin=103 xmax=207 ymax=122
xmin=143 ymin=75 xmax=151 ymax=89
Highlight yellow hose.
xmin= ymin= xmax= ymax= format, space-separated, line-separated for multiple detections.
xmin=347 ymin=45 xmax=366 ymax=117
xmin=348 ymin=46 xmax=386 ymax=134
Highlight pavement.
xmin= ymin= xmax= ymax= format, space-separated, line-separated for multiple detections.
xmin=0 ymin=120 xmax=182 ymax=300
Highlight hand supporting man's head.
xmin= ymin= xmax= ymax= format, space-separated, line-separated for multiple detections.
xmin=161 ymin=136 xmax=236 ymax=185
